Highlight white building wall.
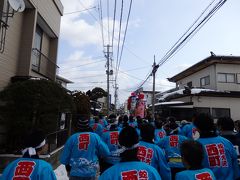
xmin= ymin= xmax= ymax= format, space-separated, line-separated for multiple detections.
xmin=216 ymin=64 xmax=240 ymax=91
xmin=177 ymin=65 xmax=216 ymax=90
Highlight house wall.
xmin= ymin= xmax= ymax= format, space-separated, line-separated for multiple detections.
xmin=0 ymin=0 xmax=62 ymax=89
xmin=177 ymin=65 xmax=216 ymax=89
xmin=216 ymin=64 xmax=240 ymax=91
xmin=0 ymin=11 xmax=24 ymax=90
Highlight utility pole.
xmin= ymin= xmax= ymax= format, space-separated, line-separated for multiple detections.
xmin=106 ymin=44 xmax=110 ymax=116
xmin=152 ymin=55 xmax=159 ymax=121
xmin=114 ymin=82 xmax=118 ymax=114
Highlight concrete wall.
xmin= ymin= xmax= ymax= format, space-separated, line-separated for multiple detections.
xmin=216 ymin=64 xmax=240 ymax=91
xmin=177 ymin=65 xmax=216 ymax=90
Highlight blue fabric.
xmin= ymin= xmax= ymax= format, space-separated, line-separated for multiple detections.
xmin=154 ymin=128 xmax=166 ymax=142
xmin=101 ymin=130 xmax=121 ymax=164
xmin=90 ymin=123 xmax=104 ymax=137
xmin=138 ymin=141 xmax=171 ymax=180
xmin=157 ymin=135 xmax=188 ymax=168
xmin=1 ymin=158 xmax=56 ymax=180
xmin=180 ymin=123 xmax=197 ymax=139
xmin=175 ymin=168 xmax=216 ymax=180
xmin=99 ymin=118 xmax=108 ymax=127
xmin=128 ymin=121 xmax=138 ymax=128
xmin=197 ymin=136 xmax=240 ymax=180
xmin=99 ymin=161 xmax=162 ymax=180
xmin=60 ymin=132 xmax=110 ymax=177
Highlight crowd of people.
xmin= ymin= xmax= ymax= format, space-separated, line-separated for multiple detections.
xmin=2 ymin=113 xmax=240 ymax=180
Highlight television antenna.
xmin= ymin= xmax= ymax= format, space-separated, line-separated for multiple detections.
xmin=8 ymin=0 xmax=25 ymax=12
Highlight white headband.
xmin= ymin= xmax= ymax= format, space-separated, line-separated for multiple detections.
xmin=22 ymin=139 xmax=46 ymax=156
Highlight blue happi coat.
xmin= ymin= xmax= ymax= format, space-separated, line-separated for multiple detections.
xmin=197 ymin=136 xmax=240 ymax=180
xmin=154 ymin=128 xmax=166 ymax=142
xmin=138 ymin=141 xmax=171 ymax=180
xmin=1 ymin=158 xmax=56 ymax=180
xmin=157 ymin=134 xmax=188 ymax=168
xmin=180 ymin=123 xmax=198 ymax=139
xmin=99 ymin=161 xmax=161 ymax=180
xmin=102 ymin=130 xmax=121 ymax=164
xmin=60 ymin=132 xmax=110 ymax=177
xmin=176 ymin=168 xmax=216 ymax=180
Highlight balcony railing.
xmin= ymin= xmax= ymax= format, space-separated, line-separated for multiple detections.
xmin=31 ymin=48 xmax=59 ymax=80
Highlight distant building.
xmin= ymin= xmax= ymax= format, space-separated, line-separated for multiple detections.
xmin=158 ymin=55 xmax=240 ymax=120
xmin=56 ymin=75 xmax=73 ymax=89
xmin=0 ymin=0 xmax=63 ymax=90
xmin=142 ymin=90 xmax=160 ymax=107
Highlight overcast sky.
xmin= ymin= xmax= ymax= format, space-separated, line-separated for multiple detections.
xmin=58 ymin=0 xmax=240 ymax=105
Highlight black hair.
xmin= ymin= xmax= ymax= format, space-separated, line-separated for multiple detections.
xmin=23 ymin=129 xmax=46 ymax=158
xmin=180 ymin=140 xmax=204 ymax=170
xmin=129 ymin=115 xmax=134 ymax=122
xmin=119 ymin=126 xmax=139 ymax=162
xmin=109 ymin=114 xmax=117 ymax=119
xmin=217 ymin=117 xmax=234 ymax=131
xmin=98 ymin=114 xmax=103 ymax=119
xmin=140 ymin=123 xmax=155 ymax=143
xmin=194 ymin=113 xmax=217 ymax=137
xmin=94 ymin=116 xmax=99 ymax=123
xmin=167 ymin=116 xmax=176 ymax=123
xmin=123 ymin=115 xmax=129 ymax=123
xmin=155 ymin=120 xmax=163 ymax=129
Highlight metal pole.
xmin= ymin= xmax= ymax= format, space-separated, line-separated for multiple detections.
xmin=152 ymin=55 xmax=159 ymax=121
xmin=107 ymin=45 xmax=110 ymax=116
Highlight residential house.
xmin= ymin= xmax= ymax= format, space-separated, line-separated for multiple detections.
xmin=0 ymin=0 xmax=63 ymax=90
xmin=159 ymin=55 xmax=240 ymax=120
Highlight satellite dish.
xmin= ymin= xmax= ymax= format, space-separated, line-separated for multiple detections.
xmin=8 ymin=0 xmax=25 ymax=12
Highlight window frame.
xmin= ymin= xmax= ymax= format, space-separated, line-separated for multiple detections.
xmin=217 ymin=73 xmax=236 ymax=83
xmin=32 ymin=25 xmax=43 ymax=72
xmin=200 ymin=75 xmax=210 ymax=87
xmin=212 ymin=108 xmax=230 ymax=119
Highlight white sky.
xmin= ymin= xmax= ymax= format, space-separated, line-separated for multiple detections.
xmin=58 ymin=0 xmax=240 ymax=105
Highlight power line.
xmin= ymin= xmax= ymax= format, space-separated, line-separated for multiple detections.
xmin=115 ymin=0 xmax=124 ymax=81
xmin=137 ymin=0 xmax=227 ymax=89
xmin=111 ymin=0 xmax=117 ymax=48
xmin=60 ymin=59 xmax=106 ymax=73
xmin=98 ymin=0 xmax=105 ymax=49
xmin=64 ymin=6 xmax=97 ymax=15
xmin=116 ymin=0 xmax=133 ymax=80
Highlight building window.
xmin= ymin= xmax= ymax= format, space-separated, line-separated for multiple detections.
xmin=237 ymin=74 xmax=240 ymax=84
xmin=200 ymin=76 xmax=210 ymax=87
xmin=187 ymin=81 xmax=192 ymax=88
xmin=32 ymin=26 xmax=43 ymax=71
xmin=212 ymin=108 xmax=230 ymax=119
xmin=217 ymin=73 xmax=235 ymax=83
xmin=194 ymin=107 xmax=211 ymax=115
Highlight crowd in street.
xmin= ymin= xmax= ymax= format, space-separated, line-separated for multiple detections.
xmin=2 ymin=113 xmax=240 ymax=180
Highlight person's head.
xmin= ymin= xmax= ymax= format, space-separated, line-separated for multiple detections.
xmin=140 ymin=123 xmax=155 ymax=143
xmin=194 ymin=113 xmax=216 ymax=137
xmin=94 ymin=116 xmax=100 ymax=123
xmin=119 ymin=126 xmax=139 ymax=162
xmin=217 ymin=117 xmax=234 ymax=132
xmin=98 ymin=114 xmax=103 ymax=120
xmin=123 ymin=115 xmax=129 ymax=123
xmin=234 ymin=120 xmax=240 ymax=132
xmin=129 ymin=115 xmax=134 ymax=122
xmin=167 ymin=116 xmax=176 ymax=123
xmin=136 ymin=116 xmax=143 ymax=126
xmin=155 ymin=120 xmax=163 ymax=129
xmin=77 ymin=114 xmax=91 ymax=132
xmin=23 ymin=129 xmax=48 ymax=158
xmin=180 ymin=140 xmax=204 ymax=170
